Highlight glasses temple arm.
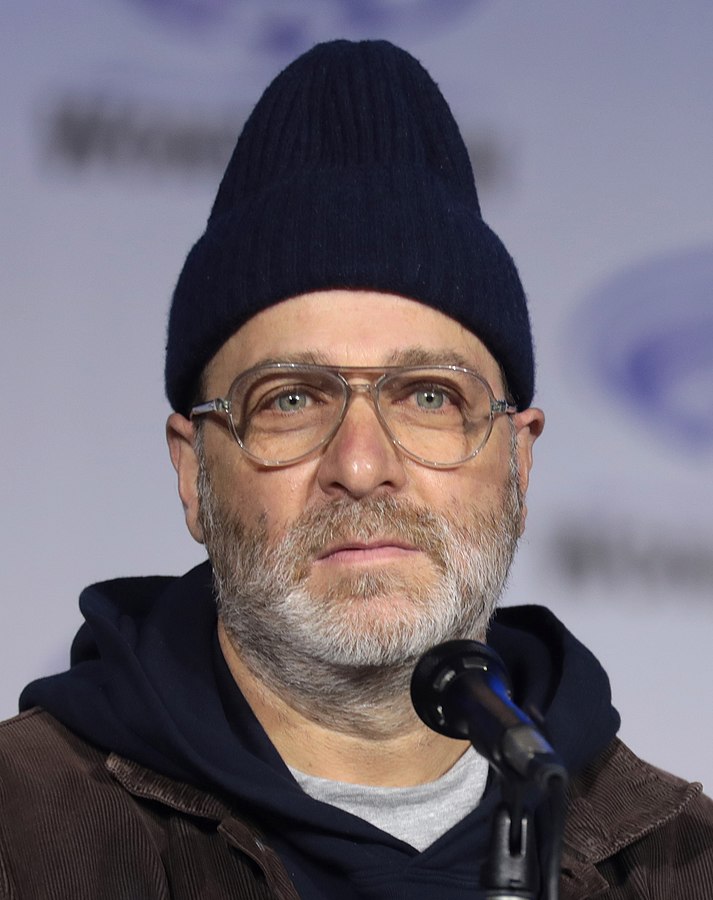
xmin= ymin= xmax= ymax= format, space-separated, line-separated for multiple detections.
xmin=491 ymin=400 xmax=518 ymax=415
xmin=190 ymin=398 xmax=230 ymax=418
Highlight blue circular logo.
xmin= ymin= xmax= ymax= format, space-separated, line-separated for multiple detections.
xmin=571 ymin=246 xmax=713 ymax=451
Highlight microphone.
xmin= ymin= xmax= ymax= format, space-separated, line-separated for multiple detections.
xmin=410 ymin=640 xmax=567 ymax=789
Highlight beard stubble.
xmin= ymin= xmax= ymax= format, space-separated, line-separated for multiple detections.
xmin=198 ymin=443 xmax=522 ymax=735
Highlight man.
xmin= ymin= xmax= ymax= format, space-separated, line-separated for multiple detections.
xmin=1 ymin=39 xmax=711 ymax=899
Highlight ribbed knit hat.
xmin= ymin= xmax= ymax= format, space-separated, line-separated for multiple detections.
xmin=166 ymin=39 xmax=534 ymax=414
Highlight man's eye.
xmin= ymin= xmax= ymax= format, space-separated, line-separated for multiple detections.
xmin=246 ymin=380 xmax=333 ymax=419
xmin=415 ymin=387 xmax=447 ymax=410
xmin=404 ymin=382 xmax=463 ymax=412
xmin=275 ymin=391 xmax=310 ymax=412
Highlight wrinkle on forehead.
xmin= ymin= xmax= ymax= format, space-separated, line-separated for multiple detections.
xmin=203 ymin=291 xmax=506 ymax=396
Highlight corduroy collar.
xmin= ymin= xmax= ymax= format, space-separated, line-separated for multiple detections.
xmin=560 ymin=737 xmax=703 ymax=897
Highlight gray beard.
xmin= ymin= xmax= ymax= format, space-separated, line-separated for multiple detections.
xmin=198 ymin=445 xmax=522 ymax=736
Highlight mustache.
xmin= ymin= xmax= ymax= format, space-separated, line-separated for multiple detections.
xmin=277 ymin=496 xmax=454 ymax=572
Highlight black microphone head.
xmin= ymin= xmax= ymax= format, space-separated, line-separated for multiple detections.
xmin=410 ymin=639 xmax=511 ymax=740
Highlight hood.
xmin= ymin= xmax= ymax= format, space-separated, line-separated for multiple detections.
xmin=21 ymin=561 xmax=619 ymax=898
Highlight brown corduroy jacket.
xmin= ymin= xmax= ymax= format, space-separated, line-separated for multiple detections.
xmin=1 ymin=708 xmax=712 ymax=899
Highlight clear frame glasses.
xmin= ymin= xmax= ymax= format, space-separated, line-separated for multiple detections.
xmin=190 ymin=362 xmax=516 ymax=469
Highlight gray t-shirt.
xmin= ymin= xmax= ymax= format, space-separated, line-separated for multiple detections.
xmin=291 ymin=748 xmax=489 ymax=851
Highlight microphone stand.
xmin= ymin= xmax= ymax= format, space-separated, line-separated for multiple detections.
xmin=409 ymin=640 xmax=569 ymax=900
xmin=482 ymin=779 xmax=536 ymax=899
xmin=482 ymin=760 xmax=568 ymax=900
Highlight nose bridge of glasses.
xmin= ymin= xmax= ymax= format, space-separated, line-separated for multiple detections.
xmin=336 ymin=378 xmax=395 ymax=441
xmin=345 ymin=380 xmax=378 ymax=403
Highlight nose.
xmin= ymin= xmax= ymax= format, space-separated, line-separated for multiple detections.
xmin=316 ymin=387 xmax=407 ymax=499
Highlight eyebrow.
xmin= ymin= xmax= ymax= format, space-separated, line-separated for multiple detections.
xmin=251 ymin=348 xmax=482 ymax=371
xmin=384 ymin=348 xmax=475 ymax=369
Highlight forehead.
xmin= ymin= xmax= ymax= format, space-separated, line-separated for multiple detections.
xmin=204 ymin=290 xmax=504 ymax=388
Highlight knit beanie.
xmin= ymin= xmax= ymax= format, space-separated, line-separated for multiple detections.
xmin=166 ymin=39 xmax=534 ymax=414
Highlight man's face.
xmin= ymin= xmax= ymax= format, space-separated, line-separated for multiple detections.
xmin=168 ymin=290 xmax=543 ymax=723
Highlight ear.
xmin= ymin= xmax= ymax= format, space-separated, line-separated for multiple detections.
xmin=166 ymin=413 xmax=205 ymax=543
xmin=511 ymin=407 xmax=545 ymax=535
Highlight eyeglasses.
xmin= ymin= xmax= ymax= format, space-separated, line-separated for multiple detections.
xmin=190 ymin=363 xmax=516 ymax=469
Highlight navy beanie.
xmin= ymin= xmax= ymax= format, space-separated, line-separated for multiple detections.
xmin=166 ymin=39 xmax=534 ymax=414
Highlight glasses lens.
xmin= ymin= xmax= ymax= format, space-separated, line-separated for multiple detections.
xmin=229 ymin=366 xmax=346 ymax=463
xmin=377 ymin=368 xmax=493 ymax=465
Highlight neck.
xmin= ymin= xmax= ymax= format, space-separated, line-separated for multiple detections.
xmin=218 ymin=621 xmax=469 ymax=786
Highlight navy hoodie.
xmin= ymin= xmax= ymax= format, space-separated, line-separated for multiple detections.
xmin=21 ymin=561 xmax=619 ymax=899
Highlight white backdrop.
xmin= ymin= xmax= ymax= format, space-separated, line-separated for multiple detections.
xmin=2 ymin=0 xmax=712 ymax=789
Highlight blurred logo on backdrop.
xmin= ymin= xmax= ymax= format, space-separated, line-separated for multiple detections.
xmin=41 ymin=0 xmax=499 ymax=182
xmin=547 ymin=246 xmax=713 ymax=601
xmin=571 ymin=246 xmax=713 ymax=452
xmin=124 ymin=0 xmax=477 ymax=48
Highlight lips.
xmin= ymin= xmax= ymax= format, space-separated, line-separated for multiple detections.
xmin=315 ymin=540 xmax=419 ymax=563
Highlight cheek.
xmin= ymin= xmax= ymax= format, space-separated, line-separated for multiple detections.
xmin=431 ymin=482 xmax=499 ymax=524
xmin=413 ymin=457 xmax=507 ymax=513
xmin=231 ymin=465 xmax=317 ymax=533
